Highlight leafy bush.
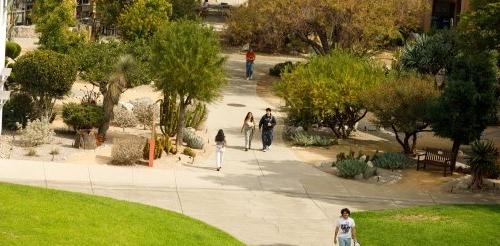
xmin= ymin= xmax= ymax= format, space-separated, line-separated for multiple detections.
xmin=182 ymin=128 xmax=204 ymax=149
xmin=111 ymin=106 xmax=138 ymax=130
xmin=6 ymin=41 xmax=22 ymax=60
xmin=269 ymin=61 xmax=300 ymax=77
xmin=182 ymin=147 xmax=196 ymax=158
xmin=336 ymin=159 xmax=368 ymax=178
xmin=111 ymin=136 xmax=145 ymax=165
xmin=132 ymin=101 xmax=158 ymax=129
xmin=17 ymin=118 xmax=55 ymax=147
xmin=25 ymin=148 xmax=37 ymax=156
xmin=62 ymin=103 xmax=105 ymax=130
xmin=289 ymin=129 xmax=336 ymax=147
xmin=372 ymin=152 xmax=411 ymax=170
xmin=2 ymin=93 xmax=34 ymax=130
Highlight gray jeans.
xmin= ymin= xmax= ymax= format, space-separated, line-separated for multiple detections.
xmin=243 ymin=127 xmax=254 ymax=149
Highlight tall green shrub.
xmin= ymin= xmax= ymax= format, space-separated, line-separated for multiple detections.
xmin=12 ymin=50 xmax=77 ymax=119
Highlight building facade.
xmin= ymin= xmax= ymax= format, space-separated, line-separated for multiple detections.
xmin=12 ymin=0 xmax=94 ymax=26
xmin=424 ymin=0 xmax=471 ymax=31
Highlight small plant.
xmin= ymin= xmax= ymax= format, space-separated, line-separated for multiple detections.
xmin=372 ymin=152 xmax=411 ymax=170
xmin=80 ymin=85 xmax=100 ymax=105
xmin=111 ymin=136 xmax=145 ymax=165
xmin=17 ymin=118 xmax=55 ymax=147
xmin=62 ymin=103 xmax=105 ymax=130
xmin=336 ymin=159 xmax=368 ymax=178
xmin=25 ymin=148 xmax=37 ymax=157
xmin=111 ymin=106 xmax=138 ymax=131
xmin=290 ymin=130 xmax=336 ymax=147
xmin=182 ymin=128 xmax=204 ymax=149
xmin=185 ymin=102 xmax=208 ymax=129
xmin=467 ymin=140 xmax=499 ymax=189
xmin=182 ymin=147 xmax=196 ymax=158
xmin=132 ymin=101 xmax=159 ymax=130
xmin=49 ymin=148 xmax=60 ymax=161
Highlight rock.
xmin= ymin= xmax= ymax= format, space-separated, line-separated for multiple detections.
xmin=359 ymin=155 xmax=367 ymax=162
xmin=331 ymin=167 xmax=338 ymax=175
xmin=363 ymin=166 xmax=377 ymax=179
xmin=354 ymin=174 xmax=364 ymax=180
xmin=367 ymin=161 xmax=374 ymax=168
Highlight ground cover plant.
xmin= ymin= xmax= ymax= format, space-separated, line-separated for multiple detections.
xmin=353 ymin=205 xmax=500 ymax=246
xmin=0 ymin=183 xmax=243 ymax=245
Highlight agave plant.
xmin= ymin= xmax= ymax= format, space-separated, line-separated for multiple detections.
xmin=466 ymin=140 xmax=498 ymax=189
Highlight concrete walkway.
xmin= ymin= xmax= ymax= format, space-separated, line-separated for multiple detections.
xmin=1 ymin=53 xmax=499 ymax=246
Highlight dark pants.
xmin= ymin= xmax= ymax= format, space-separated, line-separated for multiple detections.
xmin=262 ymin=129 xmax=273 ymax=148
xmin=246 ymin=61 xmax=254 ymax=78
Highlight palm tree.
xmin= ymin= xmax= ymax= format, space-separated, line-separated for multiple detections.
xmin=98 ymin=54 xmax=136 ymax=136
xmin=467 ymin=140 xmax=498 ymax=189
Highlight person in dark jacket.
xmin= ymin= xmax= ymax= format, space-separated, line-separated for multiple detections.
xmin=259 ymin=108 xmax=277 ymax=152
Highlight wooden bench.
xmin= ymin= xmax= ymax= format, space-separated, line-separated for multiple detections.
xmin=417 ymin=148 xmax=453 ymax=177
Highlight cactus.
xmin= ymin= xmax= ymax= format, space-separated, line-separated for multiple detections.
xmin=185 ymin=102 xmax=207 ymax=130
xmin=143 ymin=134 xmax=175 ymax=159
xmin=182 ymin=128 xmax=204 ymax=149
xmin=158 ymin=92 xmax=178 ymax=137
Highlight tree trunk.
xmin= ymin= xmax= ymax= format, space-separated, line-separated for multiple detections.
xmin=410 ymin=133 xmax=418 ymax=154
xmin=450 ymin=139 xmax=461 ymax=172
xmin=98 ymin=92 xmax=114 ymax=136
xmin=176 ymin=102 xmax=187 ymax=148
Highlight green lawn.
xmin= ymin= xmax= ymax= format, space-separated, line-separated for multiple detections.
xmin=0 ymin=183 xmax=243 ymax=245
xmin=353 ymin=205 xmax=500 ymax=246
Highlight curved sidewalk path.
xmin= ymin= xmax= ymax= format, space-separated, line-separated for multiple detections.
xmin=1 ymin=53 xmax=498 ymax=246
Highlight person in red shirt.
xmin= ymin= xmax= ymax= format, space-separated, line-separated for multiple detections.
xmin=245 ymin=48 xmax=256 ymax=80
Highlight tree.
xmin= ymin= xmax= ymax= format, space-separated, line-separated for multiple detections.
xmin=366 ymin=73 xmax=439 ymax=154
xmin=467 ymin=140 xmax=498 ymax=189
xmin=117 ymin=0 xmax=172 ymax=41
xmin=458 ymin=0 xmax=500 ymax=53
xmin=152 ymin=21 xmax=226 ymax=148
xmin=224 ymin=0 xmax=429 ymax=55
xmin=99 ymin=55 xmax=136 ymax=136
xmin=73 ymin=41 xmax=151 ymax=136
xmin=275 ymin=51 xmax=386 ymax=138
xmin=430 ymin=52 xmax=498 ymax=170
xmin=32 ymin=0 xmax=86 ymax=53
xmin=95 ymin=0 xmax=133 ymax=27
xmin=399 ymin=31 xmax=459 ymax=80
xmin=12 ymin=50 xmax=77 ymax=119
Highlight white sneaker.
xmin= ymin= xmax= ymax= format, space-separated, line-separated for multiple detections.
xmin=246 ymin=77 xmax=249 ymax=80
xmin=262 ymin=148 xmax=267 ymax=152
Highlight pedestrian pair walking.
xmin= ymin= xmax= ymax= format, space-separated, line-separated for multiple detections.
xmin=214 ymin=108 xmax=276 ymax=171
xmin=240 ymin=108 xmax=276 ymax=152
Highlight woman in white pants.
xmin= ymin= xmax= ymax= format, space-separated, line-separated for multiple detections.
xmin=215 ymin=129 xmax=226 ymax=171
xmin=241 ymin=112 xmax=255 ymax=151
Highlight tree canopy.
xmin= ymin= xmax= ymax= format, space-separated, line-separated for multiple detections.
xmin=32 ymin=0 xmax=86 ymax=53
xmin=117 ymin=0 xmax=172 ymax=41
xmin=225 ymin=0 xmax=429 ymax=54
xmin=366 ymin=73 xmax=439 ymax=154
xmin=12 ymin=50 xmax=77 ymax=119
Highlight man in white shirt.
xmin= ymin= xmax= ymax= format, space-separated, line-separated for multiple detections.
xmin=334 ymin=208 xmax=357 ymax=246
